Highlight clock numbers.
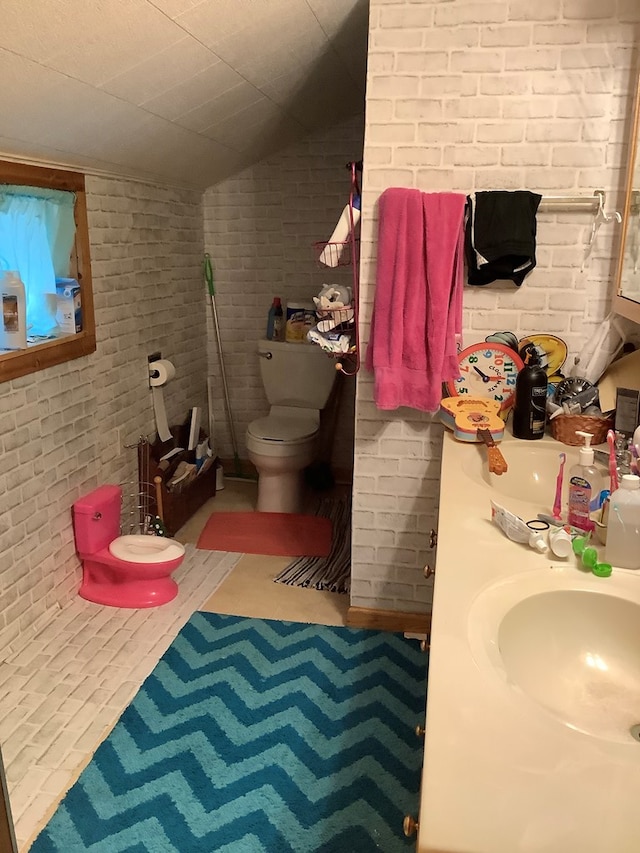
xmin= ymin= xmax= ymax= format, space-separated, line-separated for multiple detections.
xmin=448 ymin=343 xmax=524 ymax=412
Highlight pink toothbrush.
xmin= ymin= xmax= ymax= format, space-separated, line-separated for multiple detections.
xmin=606 ymin=429 xmax=619 ymax=493
xmin=553 ymin=452 xmax=566 ymax=520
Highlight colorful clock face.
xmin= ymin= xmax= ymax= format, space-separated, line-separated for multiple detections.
xmin=446 ymin=343 xmax=524 ymax=412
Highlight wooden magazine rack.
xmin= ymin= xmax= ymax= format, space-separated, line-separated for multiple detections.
xmin=146 ymin=426 xmax=218 ymax=537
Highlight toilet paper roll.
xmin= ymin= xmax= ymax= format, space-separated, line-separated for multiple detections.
xmin=149 ymin=359 xmax=176 ymax=387
xmin=148 ymin=359 xmax=175 ymax=442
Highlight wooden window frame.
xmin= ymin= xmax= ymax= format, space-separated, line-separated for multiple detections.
xmin=0 ymin=160 xmax=96 ymax=383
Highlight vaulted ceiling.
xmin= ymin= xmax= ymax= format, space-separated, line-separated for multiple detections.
xmin=0 ymin=0 xmax=368 ymax=189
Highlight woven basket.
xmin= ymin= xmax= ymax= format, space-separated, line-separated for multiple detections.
xmin=550 ymin=414 xmax=614 ymax=446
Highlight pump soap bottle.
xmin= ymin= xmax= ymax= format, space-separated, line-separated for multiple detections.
xmin=512 ymin=351 xmax=547 ymax=440
xmin=567 ymin=431 xmax=604 ymax=532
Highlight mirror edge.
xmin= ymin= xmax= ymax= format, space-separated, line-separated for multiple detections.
xmin=613 ymin=64 xmax=640 ymax=325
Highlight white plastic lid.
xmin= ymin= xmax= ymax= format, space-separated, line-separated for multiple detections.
xmin=620 ymin=474 xmax=640 ymax=490
xmin=579 ymin=446 xmax=594 ymax=466
xmin=576 ymin=430 xmax=594 ymax=466
xmin=528 ymin=531 xmax=548 ymax=553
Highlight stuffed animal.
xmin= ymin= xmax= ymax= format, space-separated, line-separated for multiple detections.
xmin=313 ymin=284 xmax=354 ymax=332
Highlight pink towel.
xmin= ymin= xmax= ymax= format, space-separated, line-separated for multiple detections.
xmin=365 ymin=188 xmax=466 ymax=412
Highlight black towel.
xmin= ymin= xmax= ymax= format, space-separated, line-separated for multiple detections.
xmin=466 ymin=190 xmax=542 ymax=286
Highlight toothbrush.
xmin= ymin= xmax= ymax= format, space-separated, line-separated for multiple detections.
xmin=606 ymin=429 xmax=619 ymax=493
xmin=553 ymin=452 xmax=566 ymax=520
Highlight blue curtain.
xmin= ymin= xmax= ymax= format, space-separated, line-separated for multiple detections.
xmin=0 ymin=186 xmax=76 ymax=337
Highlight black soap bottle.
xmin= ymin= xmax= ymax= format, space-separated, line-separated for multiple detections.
xmin=512 ymin=352 xmax=547 ymax=440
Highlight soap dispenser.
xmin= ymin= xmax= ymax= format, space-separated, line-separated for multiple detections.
xmin=567 ymin=431 xmax=605 ymax=532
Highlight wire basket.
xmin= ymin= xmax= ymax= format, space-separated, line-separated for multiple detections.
xmin=315 ymin=303 xmax=356 ymax=331
xmin=120 ymin=480 xmax=160 ymax=535
xmin=313 ymin=239 xmax=359 ymax=268
xmin=550 ymin=414 xmax=614 ymax=446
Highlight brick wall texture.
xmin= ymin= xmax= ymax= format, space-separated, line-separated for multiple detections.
xmin=2 ymin=2 xmax=640 ymax=643
xmin=352 ymin=0 xmax=640 ymax=613
xmin=0 ymin=176 xmax=207 ymax=654
xmin=202 ymin=114 xmax=364 ymax=473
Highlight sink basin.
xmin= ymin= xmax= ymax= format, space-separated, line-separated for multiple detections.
xmin=461 ymin=441 xmax=577 ymax=504
xmin=469 ymin=577 xmax=640 ymax=743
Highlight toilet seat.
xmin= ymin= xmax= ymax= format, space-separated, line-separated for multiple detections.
xmin=108 ymin=534 xmax=185 ymax=564
xmin=248 ymin=413 xmax=318 ymax=444
xmin=247 ymin=413 xmax=319 ymax=460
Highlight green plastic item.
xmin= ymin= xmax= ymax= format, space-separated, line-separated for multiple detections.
xmin=581 ymin=546 xmax=599 ymax=569
xmin=592 ymin=562 xmax=612 ymax=578
xmin=572 ymin=535 xmax=588 ymax=556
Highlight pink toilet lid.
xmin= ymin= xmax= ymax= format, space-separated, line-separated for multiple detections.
xmin=108 ymin=535 xmax=184 ymax=564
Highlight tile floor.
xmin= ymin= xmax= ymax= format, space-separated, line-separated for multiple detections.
xmin=7 ymin=479 xmax=350 ymax=852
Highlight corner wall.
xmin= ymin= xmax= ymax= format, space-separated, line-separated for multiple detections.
xmin=353 ymin=0 xmax=639 ymax=613
xmin=202 ymin=115 xmax=364 ymax=474
xmin=0 ymin=176 xmax=207 ymax=654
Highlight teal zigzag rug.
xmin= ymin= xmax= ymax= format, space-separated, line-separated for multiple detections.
xmin=31 ymin=613 xmax=428 ymax=852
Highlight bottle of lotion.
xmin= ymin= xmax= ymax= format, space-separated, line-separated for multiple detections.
xmin=567 ymin=431 xmax=604 ymax=532
xmin=0 ymin=271 xmax=27 ymax=350
xmin=512 ymin=351 xmax=547 ymax=440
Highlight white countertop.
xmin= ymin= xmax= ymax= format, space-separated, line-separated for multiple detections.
xmin=417 ymin=429 xmax=640 ymax=853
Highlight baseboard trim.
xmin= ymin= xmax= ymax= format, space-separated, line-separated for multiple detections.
xmin=347 ymin=606 xmax=431 ymax=635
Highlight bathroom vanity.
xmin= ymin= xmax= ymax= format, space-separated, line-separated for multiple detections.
xmin=416 ymin=430 xmax=640 ymax=852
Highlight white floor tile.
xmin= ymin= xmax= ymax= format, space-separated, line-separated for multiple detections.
xmin=7 ymin=545 xmax=240 ymax=852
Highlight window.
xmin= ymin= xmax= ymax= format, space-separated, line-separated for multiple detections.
xmin=0 ymin=160 xmax=95 ymax=382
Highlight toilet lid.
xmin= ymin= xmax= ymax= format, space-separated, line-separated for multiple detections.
xmin=248 ymin=414 xmax=318 ymax=443
xmin=108 ymin=534 xmax=185 ymax=564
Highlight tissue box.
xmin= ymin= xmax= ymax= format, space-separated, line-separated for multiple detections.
xmin=55 ymin=278 xmax=82 ymax=334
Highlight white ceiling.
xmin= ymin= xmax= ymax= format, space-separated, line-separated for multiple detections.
xmin=0 ymin=0 xmax=368 ymax=189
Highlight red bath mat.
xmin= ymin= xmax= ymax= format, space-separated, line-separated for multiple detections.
xmin=196 ymin=511 xmax=332 ymax=557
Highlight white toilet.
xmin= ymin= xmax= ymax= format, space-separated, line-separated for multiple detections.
xmin=247 ymin=339 xmax=337 ymax=513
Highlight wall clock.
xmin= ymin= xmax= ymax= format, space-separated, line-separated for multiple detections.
xmin=445 ymin=343 xmax=524 ymax=412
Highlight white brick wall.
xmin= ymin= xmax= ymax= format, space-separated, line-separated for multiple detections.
xmin=202 ymin=115 xmax=364 ymax=473
xmin=354 ymin=0 xmax=639 ymax=613
xmin=0 ymin=176 xmax=207 ymax=655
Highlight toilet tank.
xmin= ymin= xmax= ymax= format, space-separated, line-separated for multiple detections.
xmin=73 ymin=485 xmax=122 ymax=554
xmin=258 ymin=339 xmax=336 ymax=408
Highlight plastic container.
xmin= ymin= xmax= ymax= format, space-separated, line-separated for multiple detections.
xmin=55 ymin=277 xmax=82 ymax=334
xmin=0 ymin=271 xmax=27 ymax=350
xmin=285 ymin=302 xmax=315 ymax=343
xmin=512 ymin=352 xmax=547 ymax=440
xmin=266 ymin=297 xmax=284 ymax=341
xmin=567 ymin=431 xmax=605 ymax=532
xmin=605 ymin=474 xmax=640 ymax=569
xmin=548 ymin=526 xmax=572 ymax=558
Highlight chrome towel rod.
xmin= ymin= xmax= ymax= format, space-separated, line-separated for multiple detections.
xmin=538 ymin=189 xmax=605 ymax=213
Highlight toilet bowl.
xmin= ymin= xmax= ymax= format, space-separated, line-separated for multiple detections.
xmin=247 ymin=411 xmax=319 ymax=513
xmin=73 ymin=485 xmax=184 ymax=608
xmin=246 ymin=339 xmax=337 ymax=513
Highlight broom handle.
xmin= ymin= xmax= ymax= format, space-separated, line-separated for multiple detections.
xmin=204 ymin=254 xmax=239 ymax=459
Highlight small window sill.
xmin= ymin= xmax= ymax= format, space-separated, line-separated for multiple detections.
xmin=0 ymin=330 xmax=96 ymax=382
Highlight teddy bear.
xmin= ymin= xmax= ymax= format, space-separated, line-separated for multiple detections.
xmin=313 ymin=284 xmax=354 ymax=332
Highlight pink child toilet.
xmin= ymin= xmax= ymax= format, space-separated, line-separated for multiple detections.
xmin=73 ymin=485 xmax=185 ymax=608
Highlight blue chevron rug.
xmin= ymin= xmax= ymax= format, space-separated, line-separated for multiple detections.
xmin=31 ymin=613 xmax=428 ymax=852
